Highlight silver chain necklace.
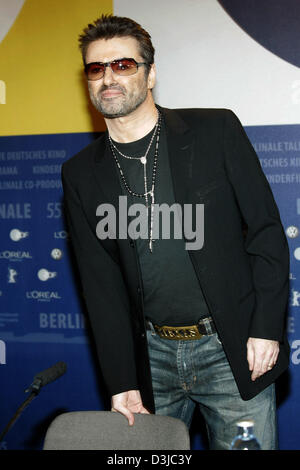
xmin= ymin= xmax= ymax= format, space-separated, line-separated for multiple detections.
xmin=108 ymin=117 xmax=159 ymax=209
xmin=108 ymin=110 xmax=162 ymax=252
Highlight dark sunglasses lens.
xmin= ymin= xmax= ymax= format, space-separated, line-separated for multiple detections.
xmin=111 ymin=59 xmax=138 ymax=75
xmin=86 ymin=63 xmax=104 ymax=80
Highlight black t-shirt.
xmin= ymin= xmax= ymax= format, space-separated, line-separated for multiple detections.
xmin=111 ymin=117 xmax=209 ymax=326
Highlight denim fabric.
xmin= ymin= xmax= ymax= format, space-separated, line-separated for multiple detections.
xmin=146 ymin=328 xmax=278 ymax=450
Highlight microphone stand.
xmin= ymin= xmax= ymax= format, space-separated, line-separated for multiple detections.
xmin=0 ymin=379 xmax=42 ymax=443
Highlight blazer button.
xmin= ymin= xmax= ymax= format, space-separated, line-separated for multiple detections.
xmin=129 ymin=240 xmax=134 ymax=247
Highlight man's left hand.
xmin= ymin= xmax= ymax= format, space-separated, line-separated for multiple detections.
xmin=247 ymin=337 xmax=279 ymax=381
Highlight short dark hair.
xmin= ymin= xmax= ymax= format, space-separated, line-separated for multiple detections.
xmin=78 ymin=14 xmax=155 ymax=69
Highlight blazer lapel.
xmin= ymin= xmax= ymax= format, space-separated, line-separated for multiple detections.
xmin=160 ymin=106 xmax=196 ymax=207
xmin=161 ymin=107 xmax=206 ymax=265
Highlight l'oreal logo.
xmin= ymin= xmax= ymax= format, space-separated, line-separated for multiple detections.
xmin=0 ymin=251 xmax=32 ymax=260
xmin=26 ymin=291 xmax=61 ymax=301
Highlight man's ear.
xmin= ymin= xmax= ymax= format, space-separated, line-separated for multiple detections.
xmin=147 ymin=63 xmax=156 ymax=90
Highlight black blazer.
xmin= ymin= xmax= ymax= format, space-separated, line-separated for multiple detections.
xmin=62 ymin=106 xmax=290 ymax=413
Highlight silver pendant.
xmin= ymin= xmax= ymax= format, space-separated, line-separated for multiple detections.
xmin=140 ymin=156 xmax=147 ymax=165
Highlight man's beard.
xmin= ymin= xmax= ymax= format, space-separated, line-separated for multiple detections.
xmin=88 ymin=83 xmax=148 ymax=118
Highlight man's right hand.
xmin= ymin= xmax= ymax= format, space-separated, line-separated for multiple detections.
xmin=111 ymin=390 xmax=150 ymax=426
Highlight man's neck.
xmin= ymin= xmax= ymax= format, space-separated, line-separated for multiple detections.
xmin=104 ymin=95 xmax=158 ymax=143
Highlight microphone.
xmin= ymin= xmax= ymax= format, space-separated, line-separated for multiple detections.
xmin=0 ymin=361 xmax=67 ymax=442
xmin=26 ymin=361 xmax=67 ymax=394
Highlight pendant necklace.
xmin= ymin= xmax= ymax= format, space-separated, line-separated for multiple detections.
xmin=108 ymin=110 xmax=162 ymax=252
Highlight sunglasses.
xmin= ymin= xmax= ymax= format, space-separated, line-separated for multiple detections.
xmin=84 ymin=57 xmax=149 ymax=81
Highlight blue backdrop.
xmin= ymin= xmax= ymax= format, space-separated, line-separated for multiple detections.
xmin=0 ymin=123 xmax=299 ymax=449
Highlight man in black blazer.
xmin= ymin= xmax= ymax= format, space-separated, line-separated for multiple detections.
xmin=62 ymin=15 xmax=290 ymax=449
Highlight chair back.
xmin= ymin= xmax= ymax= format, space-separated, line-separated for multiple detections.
xmin=43 ymin=411 xmax=190 ymax=450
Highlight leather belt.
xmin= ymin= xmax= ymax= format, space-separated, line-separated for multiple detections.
xmin=146 ymin=316 xmax=216 ymax=340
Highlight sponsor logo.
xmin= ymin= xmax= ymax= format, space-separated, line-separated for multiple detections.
xmin=51 ymin=248 xmax=63 ymax=260
xmin=0 ymin=251 xmax=32 ymax=261
xmin=286 ymin=226 xmax=299 ymax=238
xmin=294 ymin=247 xmax=300 ymax=261
xmin=291 ymin=289 xmax=300 ymax=307
xmin=8 ymin=268 xmax=17 ymax=283
xmin=9 ymin=229 xmax=29 ymax=241
xmin=37 ymin=269 xmax=57 ymax=281
xmin=54 ymin=231 xmax=69 ymax=239
xmin=26 ymin=290 xmax=61 ymax=301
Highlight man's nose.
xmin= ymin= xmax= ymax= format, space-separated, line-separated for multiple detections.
xmin=102 ymin=65 xmax=115 ymax=86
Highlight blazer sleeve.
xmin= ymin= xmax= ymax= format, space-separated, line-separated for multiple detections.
xmin=61 ymin=163 xmax=139 ymax=396
xmin=223 ymin=110 xmax=290 ymax=342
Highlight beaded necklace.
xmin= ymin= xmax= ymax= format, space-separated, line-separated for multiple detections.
xmin=108 ymin=110 xmax=162 ymax=252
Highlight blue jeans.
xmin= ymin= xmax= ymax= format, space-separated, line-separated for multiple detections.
xmin=146 ymin=327 xmax=278 ymax=450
